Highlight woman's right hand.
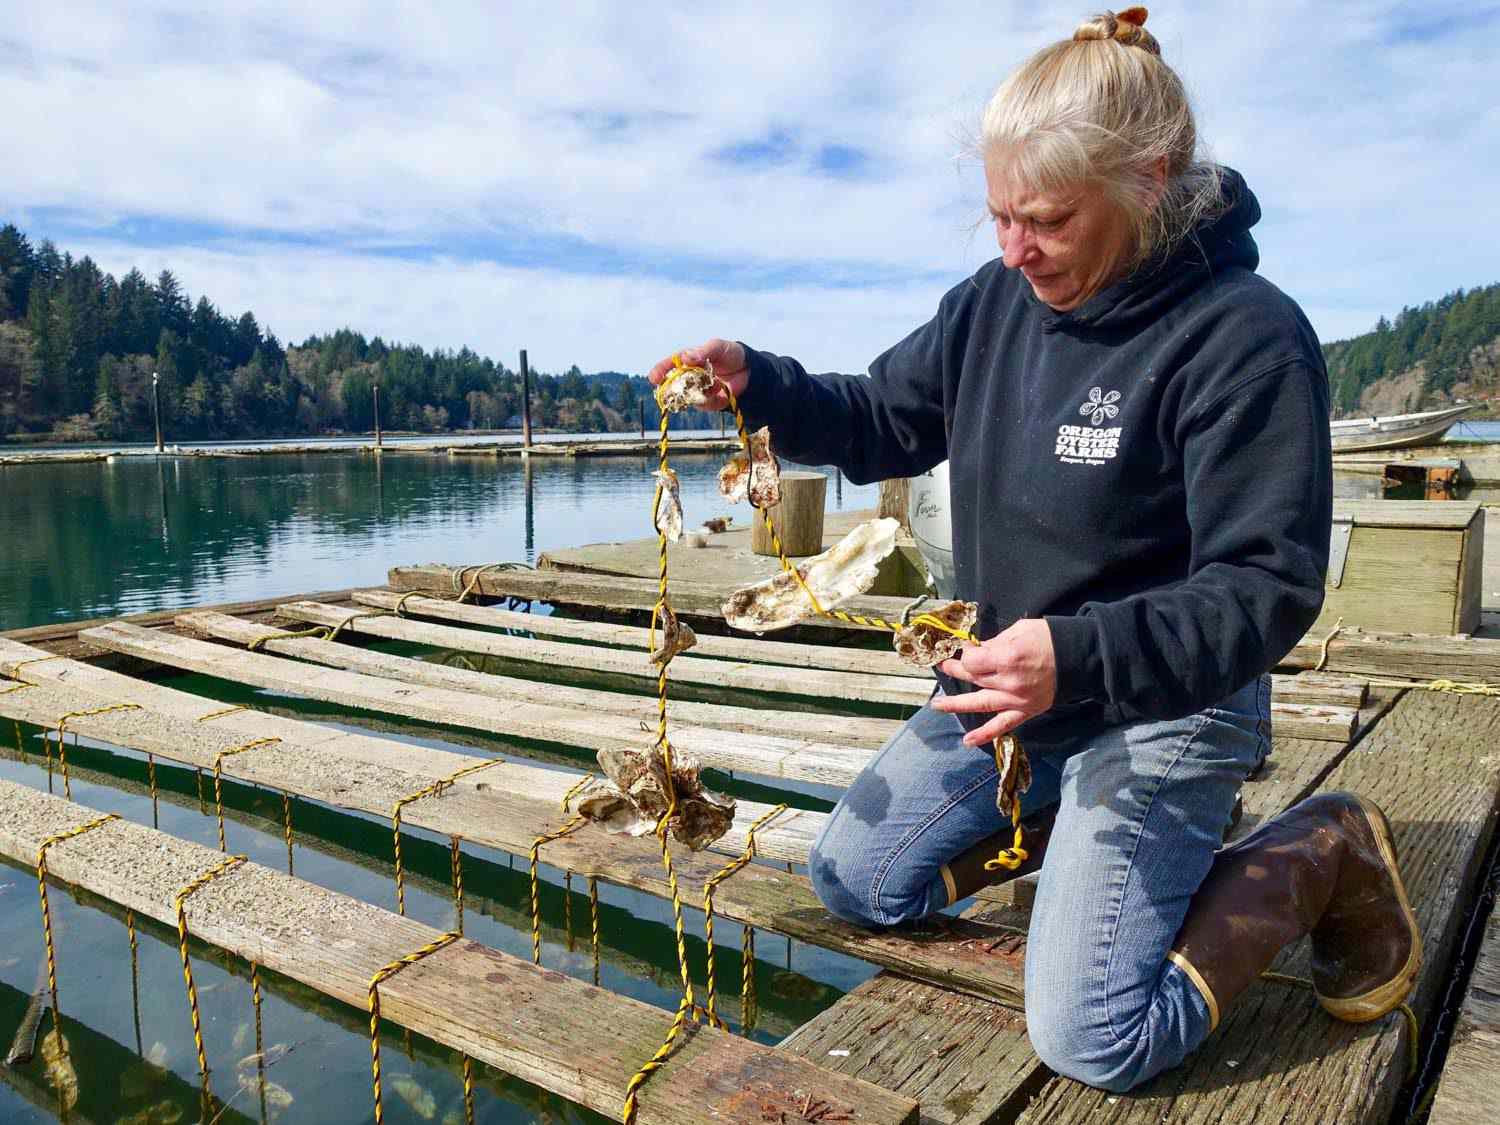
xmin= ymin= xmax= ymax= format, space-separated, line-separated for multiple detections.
xmin=646 ymin=339 xmax=750 ymax=412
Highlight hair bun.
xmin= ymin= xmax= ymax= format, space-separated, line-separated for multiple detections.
xmin=1073 ymin=8 xmax=1161 ymax=55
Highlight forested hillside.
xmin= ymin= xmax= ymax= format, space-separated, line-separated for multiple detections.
xmin=1324 ymin=282 xmax=1500 ymax=417
xmin=0 ymin=224 xmax=711 ymax=443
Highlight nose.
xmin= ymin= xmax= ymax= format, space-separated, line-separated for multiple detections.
xmin=999 ymin=221 xmax=1039 ymax=269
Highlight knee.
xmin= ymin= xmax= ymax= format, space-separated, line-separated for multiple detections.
xmin=1025 ymin=995 xmax=1161 ymax=1094
xmin=807 ymin=837 xmax=935 ymax=930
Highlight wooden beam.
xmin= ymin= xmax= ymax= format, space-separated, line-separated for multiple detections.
xmin=0 ymin=636 xmax=820 ymax=866
xmin=1282 ymin=627 xmax=1500 ymax=680
xmin=0 ymin=653 xmax=1030 ymax=1006
xmin=1013 ymin=691 xmax=1500 ymax=1124
xmin=258 ymin=605 xmax=900 ymax=749
xmin=1427 ymin=882 xmax=1500 ymax=1124
xmin=0 ymin=779 xmax=919 ymax=1125
xmin=272 ymin=600 xmax=934 ymax=707
xmin=388 ymin=564 xmax=917 ymax=634
xmin=82 ymin=620 xmax=886 ymax=788
xmin=351 ymin=589 xmax=917 ymax=677
xmin=0 ymin=731 xmax=810 ymax=1039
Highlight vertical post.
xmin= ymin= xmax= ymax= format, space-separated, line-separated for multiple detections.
xmin=638 ymin=401 xmax=645 ymax=438
xmin=372 ymin=383 xmax=383 ymax=448
xmin=151 ymin=371 xmax=164 ymax=453
xmin=520 ymin=349 xmax=533 ymax=450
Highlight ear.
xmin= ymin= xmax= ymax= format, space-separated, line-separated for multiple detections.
xmin=1143 ymin=156 xmax=1169 ymax=207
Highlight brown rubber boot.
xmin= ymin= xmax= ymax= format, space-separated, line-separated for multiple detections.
xmin=1168 ymin=791 xmax=1420 ymax=1032
xmin=939 ymin=805 xmax=1058 ymax=906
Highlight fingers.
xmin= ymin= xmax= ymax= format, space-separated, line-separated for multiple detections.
xmin=962 ymin=710 xmax=1028 ymax=747
xmin=931 ymin=688 xmax=1026 ymax=715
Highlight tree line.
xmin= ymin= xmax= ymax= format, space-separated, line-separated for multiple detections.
xmin=1323 ymin=282 xmax=1500 ymax=416
xmin=0 ymin=223 xmax=715 ymax=443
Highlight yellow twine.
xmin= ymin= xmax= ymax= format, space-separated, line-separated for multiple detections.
xmin=36 ymin=813 xmax=121 ymax=1014
xmin=589 ymin=876 xmax=602 ymax=986
xmin=390 ymin=758 xmax=499 ymax=915
xmin=49 ymin=704 xmax=142 ymax=799
xmin=211 ymin=737 xmax=282 ymax=851
xmin=528 ymin=815 xmax=587 ymax=964
xmin=196 ymin=704 xmax=249 ymax=723
xmin=174 ymin=854 xmax=248 ymax=1094
xmin=701 ymin=803 xmax=787 ymax=1030
xmin=367 ymin=932 xmax=460 ymax=1125
xmin=246 ymin=624 xmax=331 ymax=652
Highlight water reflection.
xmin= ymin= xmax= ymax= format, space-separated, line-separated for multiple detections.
xmin=0 ymin=453 xmax=877 ymax=631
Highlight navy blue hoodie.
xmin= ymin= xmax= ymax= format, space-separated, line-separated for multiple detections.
xmin=737 ymin=170 xmax=1332 ymax=739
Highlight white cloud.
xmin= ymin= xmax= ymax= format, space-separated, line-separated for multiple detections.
xmin=3 ymin=0 xmax=1497 ymax=365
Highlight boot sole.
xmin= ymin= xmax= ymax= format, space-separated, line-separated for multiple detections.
xmin=1315 ymin=795 xmax=1422 ymax=1023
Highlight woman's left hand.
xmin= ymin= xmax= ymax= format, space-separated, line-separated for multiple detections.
xmin=932 ymin=619 xmax=1058 ymax=746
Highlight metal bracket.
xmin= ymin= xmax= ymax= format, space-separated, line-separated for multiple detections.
xmin=1327 ymin=517 xmax=1354 ymax=588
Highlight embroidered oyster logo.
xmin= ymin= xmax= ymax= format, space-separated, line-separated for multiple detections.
xmin=1079 ymin=387 xmax=1120 ymax=426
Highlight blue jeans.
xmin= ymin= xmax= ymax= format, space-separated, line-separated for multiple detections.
xmin=808 ymin=678 xmax=1272 ymax=1093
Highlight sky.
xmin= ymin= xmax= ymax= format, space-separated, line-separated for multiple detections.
xmin=3 ymin=1 xmax=1498 ymax=374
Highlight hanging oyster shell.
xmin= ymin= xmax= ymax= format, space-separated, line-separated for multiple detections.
xmin=655 ymin=363 xmax=718 ymax=414
xmin=717 ymin=427 xmax=781 ymax=507
xmin=893 ymin=600 xmax=978 ymax=667
xmin=722 ymin=517 xmax=899 ymax=632
xmin=41 ymin=1028 xmax=79 ymax=1111
xmin=649 ymin=599 xmax=697 ymax=666
xmin=575 ymin=747 xmax=736 ymax=849
xmin=719 ymin=453 xmax=750 ymax=503
xmin=652 ymin=467 xmax=683 ymax=541
xmin=995 ymin=734 xmax=1031 ymax=817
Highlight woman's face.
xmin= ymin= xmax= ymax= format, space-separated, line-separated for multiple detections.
xmin=984 ymin=165 xmax=1136 ymax=312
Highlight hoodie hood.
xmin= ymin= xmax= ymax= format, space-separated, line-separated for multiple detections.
xmin=1038 ymin=167 xmax=1262 ymax=335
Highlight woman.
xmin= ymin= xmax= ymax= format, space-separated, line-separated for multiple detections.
xmin=648 ymin=8 xmax=1419 ymax=1092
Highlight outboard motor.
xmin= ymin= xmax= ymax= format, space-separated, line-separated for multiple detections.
xmin=906 ymin=463 xmax=956 ymax=598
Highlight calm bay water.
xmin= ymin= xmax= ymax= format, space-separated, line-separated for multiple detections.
xmin=0 ymin=447 xmax=881 ymax=1124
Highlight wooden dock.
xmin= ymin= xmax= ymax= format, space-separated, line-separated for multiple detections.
xmin=4 ymin=555 xmax=1500 ymax=1123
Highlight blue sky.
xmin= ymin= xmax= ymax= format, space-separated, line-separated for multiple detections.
xmin=3 ymin=1 xmax=1498 ymax=372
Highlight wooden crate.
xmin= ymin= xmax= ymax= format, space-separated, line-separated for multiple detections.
xmin=1316 ymin=500 xmax=1485 ymax=636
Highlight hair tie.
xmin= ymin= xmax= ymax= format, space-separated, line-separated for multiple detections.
xmin=1117 ymin=6 xmax=1149 ymax=28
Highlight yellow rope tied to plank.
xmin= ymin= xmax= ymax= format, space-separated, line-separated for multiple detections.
xmin=251 ymin=960 xmax=268 ymax=1125
xmin=36 ymin=813 xmax=120 ymax=1016
xmin=49 ymin=704 xmax=142 ymax=799
xmin=589 ymin=876 xmax=602 ymax=986
xmin=367 ymin=931 xmax=461 ymax=1125
xmin=528 ymin=815 xmax=588 ymax=964
xmin=246 ymin=624 xmax=331 ymax=651
xmin=173 ymin=853 xmax=248 ymax=1100
xmin=1 ymin=678 xmax=34 ymax=695
xmin=390 ymin=758 xmax=500 ymax=915
xmin=211 ymin=737 xmax=282 ymax=851
xmin=196 ymin=704 xmax=249 ymax=723
xmin=701 ymin=803 xmax=787 ymax=1030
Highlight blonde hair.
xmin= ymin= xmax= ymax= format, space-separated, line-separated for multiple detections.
xmin=979 ymin=8 xmax=1222 ymax=266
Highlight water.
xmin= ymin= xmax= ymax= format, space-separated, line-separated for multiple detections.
xmin=0 ymin=448 xmax=881 ymax=1123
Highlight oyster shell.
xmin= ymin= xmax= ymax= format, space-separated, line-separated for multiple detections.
xmin=717 ymin=427 xmax=781 ymax=508
xmin=702 ymin=515 xmax=733 ymax=533
xmin=995 ymin=734 xmax=1031 ymax=817
xmin=893 ymin=600 xmax=978 ymax=667
xmin=649 ymin=599 xmax=697 ymax=666
xmin=655 ymin=364 xmax=718 ymax=414
xmin=652 ymin=467 xmax=683 ymax=541
xmin=722 ymin=517 xmax=900 ymax=632
xmin=575 ymin=747 xmax=736 ymax=849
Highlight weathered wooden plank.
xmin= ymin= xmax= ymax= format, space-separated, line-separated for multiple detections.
xmin=214 ymin=606 xmax=900 ymax=750
xmin=352 ymin=588 xmax=919 ymax=677
xmin=81 ymin=621 xmax=884 ymax=788
xmin=358 ymin=590 xmax=1356 ymax=712
xmin=389 ymin=563 xmax=916 ymax=634
xmin=0 ymin=780 xmax=919 ymax=1125
xmin=0 ymin=655 xmax=1029 ymax=1006
xmin=274 ymin=600 xmax=934 ymax=707
xmin=1282 ymin=626 xmax=1500 ymax=679
xmin=1427 ymin=880 xmax=1500 ymax=1125
xmin=1015 ymin=691 xmax=1500 ymax=1125
xmin=780 ymin=974 xmax=1039 ymax=1125
xmin=0 ymin=636 xmax=821 ymax=865
xmin=0 ymin=728 xmax=810 ymax=1039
